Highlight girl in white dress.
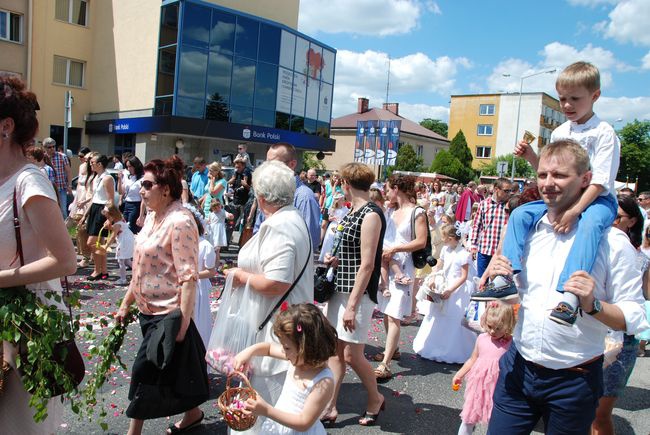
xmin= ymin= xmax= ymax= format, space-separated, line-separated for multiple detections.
xmin=318 ymin=193 xmax=349 ymax=262
xmin=101 ymin=204 xmax=134 ymax=286
xmin=234 ymin=304 xmax=336 ymax=435
xmin=413 ymin=224 xmax=477 ymax=363
xmin=207 ymin=199 xmax=233 ymax=269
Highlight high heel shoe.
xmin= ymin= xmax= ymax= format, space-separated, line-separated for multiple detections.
xmin=359 ymin=398 xmax=385 ymax=426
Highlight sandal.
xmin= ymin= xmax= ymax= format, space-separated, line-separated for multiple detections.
xmin=320 ymin=411 xmax=338 ymax=426
xmin=167 ymin=411 xmax=204 ymax=434
xmin=359 ymin=398 xmax=386 ymax=426
xmin=374 ymin=362 xmax=392 ymax=380
xmin=373 ymin=349 xmax=400 ymax=361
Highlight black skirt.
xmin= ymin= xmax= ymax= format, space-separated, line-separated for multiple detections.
xmin=86 ymin=202 xmax=107 ymax=236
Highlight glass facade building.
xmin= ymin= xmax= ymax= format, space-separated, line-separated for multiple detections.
xmin=154 ymin=0 xmax=336 ymax=144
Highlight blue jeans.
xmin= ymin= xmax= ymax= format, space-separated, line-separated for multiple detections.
xmin=488 ymin=342 xmax=603 ymax=435
xmin=123 ymin=201 xmax=142 ymax=234
xmin=57 ymin=188 xmax=68 ymax=218
xmin=477 ymin=252 xmax=492 ymax=278
xmin=501 ymin=194 xmax=617 ymax=292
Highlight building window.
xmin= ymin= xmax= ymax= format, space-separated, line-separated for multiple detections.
xmin=55 ymin=0 xmax=88 ymax=26
xmin=417 ymin=145 xmax=424 ymax=157
xmin=477 ymin=124 xmax=493 ymax=136
xmin=53 ymin=56 xmax=85 ymax=87
xmin=479 ymin=104 xmax=495 ymax=115
xmin=476 ymin=146 xmax=492 ymax=159
xmin=0 ymin=10 xmax=22 ymax=43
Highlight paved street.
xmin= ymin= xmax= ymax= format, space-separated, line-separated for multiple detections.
xmin=57 ymin=248 xmax=650 ymax=435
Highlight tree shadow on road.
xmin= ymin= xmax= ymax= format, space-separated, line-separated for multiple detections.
xmin=615 ymin=385 xmax=650 ymax=411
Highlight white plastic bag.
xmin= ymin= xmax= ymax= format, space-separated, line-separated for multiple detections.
xmin=206 ymin=273 xmax=261 ymax=375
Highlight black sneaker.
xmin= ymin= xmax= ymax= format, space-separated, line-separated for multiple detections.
xmin=471 ymin=276 xmax=518 ymax=301
xmin=549 ymin=302 xmax=578 ymax=326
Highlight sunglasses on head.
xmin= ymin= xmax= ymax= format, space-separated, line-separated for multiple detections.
xmin=141 ymin=180 xmax=157 ymax=190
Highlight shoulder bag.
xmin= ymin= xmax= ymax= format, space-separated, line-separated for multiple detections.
xmin=410 ymin=206 xmax=436 ymax=269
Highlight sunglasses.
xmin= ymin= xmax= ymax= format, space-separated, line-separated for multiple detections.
xmin=141 ymin=180 xmax=157 ymax=190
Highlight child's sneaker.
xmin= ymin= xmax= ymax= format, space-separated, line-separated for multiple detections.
xmin=548 ymin=302 xmax=578 ymax=326
xmin=470 ymin=275 xmax=518 ymax=301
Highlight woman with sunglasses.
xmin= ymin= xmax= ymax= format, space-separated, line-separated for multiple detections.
xmin=83 ymin=154 xmax=115 ymax=280
xmin=116 ymin=157 xmax=208 ymax=435
xmin=591 ymin=194 xmax=648 ymax=435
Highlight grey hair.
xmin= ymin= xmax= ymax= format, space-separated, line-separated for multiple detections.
xmin=43 ymin=137 xmax=56 ymax=146
xmin=253 ymin=160 xmax=295 ymax=207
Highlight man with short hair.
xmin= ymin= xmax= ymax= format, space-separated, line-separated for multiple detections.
xmin=306 ymin=168 xmax=321 ymax=201
xmin=470 ymin=178 xmax=513 ymax=277
xmin=190 ymin=156 xmax=209 ymax=199
xmin=486 ymin=140 xmax=648 ymax=434
xmin=43 ymin=137 xmax=72 ymax=217
xmin=253 ymin=143 xmax=320 ymax=250
xmin=236 ymin=143 xmax=253 ymax=169
xmin=638 ymin=191 xmax=650 ymax=229
xmin=455 ymin=181 xmax=478 ymax=222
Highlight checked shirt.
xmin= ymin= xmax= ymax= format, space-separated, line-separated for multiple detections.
xmin=470 ymin=196 xmax=508 ymax=256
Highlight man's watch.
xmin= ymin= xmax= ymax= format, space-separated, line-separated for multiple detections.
xmin=586 ymin=299 xmax=602 ymax=316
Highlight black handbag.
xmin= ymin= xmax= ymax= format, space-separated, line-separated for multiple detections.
xmin=410 ymin=206 xmax=437 ymax=269
xmin=314 ymin=265 xmax=336 ymax=303
xmin=11 ymin=188 xmax=85 ymax=397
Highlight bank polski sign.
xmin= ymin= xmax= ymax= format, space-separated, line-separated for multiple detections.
xmin=241 ymin=127 xmax=281 ymax=141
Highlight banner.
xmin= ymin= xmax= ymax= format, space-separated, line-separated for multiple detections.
xmin=354 ymin=121 xmax=365 ymax=162
xmin=377 ymin=120 xmax=390 ymax=167
xmin=365 ymin=120 xmax=378 ymax=165
xmin=387 ymin=120 xmax=401 ymax=166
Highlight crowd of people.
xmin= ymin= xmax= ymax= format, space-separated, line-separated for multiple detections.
xmin=2 ymin=62 xmax=650 ymax=435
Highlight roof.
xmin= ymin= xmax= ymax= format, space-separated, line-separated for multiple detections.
xmin=331 ymin=107 xmax=449 ymax=142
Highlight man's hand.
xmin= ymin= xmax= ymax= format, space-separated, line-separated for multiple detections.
xmin=342 ymin=306 xmax=356 ymax=332
xmin=487 ymin=255 xmax=513 ymax=281
xmin=553 ymin=208 xmax=580 ymax=234
xmin=562 ymin=271 xmax=596 ymax=311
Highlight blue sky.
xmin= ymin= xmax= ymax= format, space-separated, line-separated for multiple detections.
xmin=297 ymin=0 xmax=650 ymax=126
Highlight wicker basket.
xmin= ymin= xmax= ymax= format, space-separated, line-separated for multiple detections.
xmin=218 ymin=370 xmax=258 ymax=431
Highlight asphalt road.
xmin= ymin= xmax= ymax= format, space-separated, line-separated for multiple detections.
xmin=55 ymin=249 xmax=650 ymax=435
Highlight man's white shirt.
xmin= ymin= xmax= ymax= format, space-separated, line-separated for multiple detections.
xmin=514 ymin=216 xmax=648 ymax=369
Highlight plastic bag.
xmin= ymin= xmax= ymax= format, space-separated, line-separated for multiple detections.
xmin=206 ymin=273 xmax=261 ymax=376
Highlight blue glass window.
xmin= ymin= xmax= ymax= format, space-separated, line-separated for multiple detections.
xmin=254 ymin=62 xmax=277 ymax=111
xmin=234 ymin=16 xmax=259 ymax=59
xmin=230 ymin=105 xmax=253 ymax=124
xmin=176 ymin=97 xmax=205 ymax=118
xmin=159 ymin=4 xmax=179 ymax=46
xmin=259 ymin=24 xmax=280 ymax=64
xmin=230 ymin=57 xmax=255 ymax=107
xmin=177 ymin=46 xmax=208 ymax=99
xmin=205 ymin=95 xmax=229 ymax=121
xmin=154 ymin=97 xmax=173 ymax=116
xmin=290 ymin=116 xmax=304 ymax=133
xmin=303 ymin=118 xmax=317 ymax=135
xmin=181 ymin=3 xmax=211 ymax=48
xmin=206 ymin=52 xmax=232 ymax=103
xmin=210 ymin=10 xmax=235 ymax=55
xmin=156 ymin=46 xmax=176 ymax=96
xmin=275 ymin=112 xmax=290 ymax=130
xmin=253 ymin=108 xmax=275 ymax=128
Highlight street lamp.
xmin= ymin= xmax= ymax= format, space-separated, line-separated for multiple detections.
xmin=505 ymin=68 xmax=557 ymax=182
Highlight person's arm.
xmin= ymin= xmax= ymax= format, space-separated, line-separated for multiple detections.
xmin=176 ymin=278 xmax=197 ymax=342
xmin=384 ymin=211 xmax=427 ymax=260
xmin=102 ymin=223 xmax=119 ymax=250
xmin=452 ymin=339 xmax=479 ymax=387
xmin=470 ymin=202 xmax=484 ymax=251
xmin=564 ymin=271 xmax=627 ymax=331
xmin=234 ymin=342 xmax=285 ymax=371
xmin=0 ymin=195 xmax=76 ymax=287
xmin=225 ymin=268 xmax=291 ymax=297
xmin=116 ymin=286 xmax=136 ymax=323
xmin=181 ymin=180 xmax=189 ymax=204
xmin=553 ymin=184 xmax=604 ymax=234
xmin=136 ymin=202 xmax=147 ymax=227
xmin=103 ymin=175 xmax=115 ymax=206
xmin=210 ymin=179 xmax=226 ymax=196
xmin=442 ymin=263 xmax=469 ymax=299
xmin=514 ymin=140 xmax=539 ymax=170
xmin=198 ymin=247 xmax=217 ymax=280
xmin=65 ymin=158 xmax=72 ymax=194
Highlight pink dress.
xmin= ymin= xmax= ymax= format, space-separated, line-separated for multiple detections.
xmin=460 ymin=333 xmax=512 ymax=425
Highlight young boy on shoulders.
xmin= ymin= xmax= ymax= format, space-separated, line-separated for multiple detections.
xmin=472 ymin=61 xmax=620 ymax=327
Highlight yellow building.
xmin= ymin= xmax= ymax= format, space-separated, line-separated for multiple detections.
xmin=323 ymin=98 xmax=450 ymax=173
xmin=449 ymin=92 xmax=564 ymax=170
xmin=16 ymin=0 xmax=335 ymax=166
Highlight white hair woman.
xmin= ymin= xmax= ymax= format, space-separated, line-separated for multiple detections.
xmin=209 ymin=160 xmax=314 ymax=433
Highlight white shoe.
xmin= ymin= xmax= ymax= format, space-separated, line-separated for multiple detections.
xmin=116 ymin=279 xmax=128 ymax=286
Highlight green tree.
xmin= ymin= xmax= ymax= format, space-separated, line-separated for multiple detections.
xmin=617 ymin=120 xmax=650 ymax=191
xmin=429 ymin=150 xmax=470 ymax=182
xmin=479 ymin=154 xmax=535 ymax=179
xmin=449 ymin=130 xmax=473 ymax=168
xmin=386 ymin=143 xmax=424 ymax=177
xmin=419 ymin=118 xmax=448 ymax=138
xmin=302 ymin=152 xmax=326 ymax=171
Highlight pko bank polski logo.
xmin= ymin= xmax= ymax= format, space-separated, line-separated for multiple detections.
xmin=242 ymin=128 xmax=251 ymax=139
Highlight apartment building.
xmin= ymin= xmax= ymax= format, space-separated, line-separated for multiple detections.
xmin=449 ymin=92 xmax=565 ymax=169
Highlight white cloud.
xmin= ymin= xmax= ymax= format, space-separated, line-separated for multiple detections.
xmin=426 ymin=1 xmax=442 ymax=14
xmin=298 ymin=0 xmax=422 ymax=36
xmin=331 ymin=49 xmax=470 ymax=118
xmin=566 ymin=0 xmax=618 ymax=6
xmin=540 ymin=42 xmax=629 ymax=74
xmin=595 ymin=96 xmax=650 ymax=125
xmin=600 ymin=0 xmax=650 ymax=46
xmin=399 ymin=103 xmax=449 ymax=123
xmin=486 ymin=58 xmax=558 ymax=95
xmin=642 ymin=52 xmax=650 ymax=69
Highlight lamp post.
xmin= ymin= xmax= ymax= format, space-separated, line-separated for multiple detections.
xmin=504 ymin=68 xmax=557 ymax=182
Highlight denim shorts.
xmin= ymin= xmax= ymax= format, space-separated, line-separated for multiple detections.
xmin=603 ymin=334 xmax=639 ymax=397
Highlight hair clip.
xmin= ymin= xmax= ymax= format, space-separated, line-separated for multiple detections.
xmin=488 ymin=301 xmax=499 ymax=308
xmin=296 ymin=323 xmax=302 ymax=333
xmin=280 ymin=301 xmax=289 ymax=311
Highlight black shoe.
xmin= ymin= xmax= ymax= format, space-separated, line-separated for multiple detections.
xmin=549 ymin=302 xmax=578 ymax=326
xmin=87 ymin=273 xmax=101 ymax=281
xmin=100 ymin=273 xmax=110 ymax=280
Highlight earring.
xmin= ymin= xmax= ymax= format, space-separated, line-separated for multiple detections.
xmin=2 ymin=133 xmax=8 ymax=139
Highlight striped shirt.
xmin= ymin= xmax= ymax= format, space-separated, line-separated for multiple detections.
xmin=50 ymin=151 xmax=70 ymax=190
xmin=470 ymin=196 xmax=508 ymax=256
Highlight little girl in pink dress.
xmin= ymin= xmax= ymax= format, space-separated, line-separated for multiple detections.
xmin=452 ymin=301 xmax=516 ymax=435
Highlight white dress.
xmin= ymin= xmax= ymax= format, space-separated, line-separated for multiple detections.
xmin=377 ymin=207 xmax=424 ymax=320
xmin=260 ymin=366 xmax=332 ymax=435
xmin=113 ymin=220 xmax=135 ymax=260
xmin=413 ymin=244 xmax=477 ymax=363
xmin=317 ymin=206 xmax=349 ymax=262
xmin=207 ymin=209 xmax=228 ymax=247
xmin=195 ymin=237 xmax=216 ymax=348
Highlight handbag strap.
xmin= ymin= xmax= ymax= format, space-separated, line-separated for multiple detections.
xmin=13 ymin=188 xmax=75 ymax=335
xmin=257 ymin=221 xmax=312 ymax=332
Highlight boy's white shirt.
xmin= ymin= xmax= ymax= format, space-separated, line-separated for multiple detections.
xmin=550 ymin=113 xmax=620 ymax=196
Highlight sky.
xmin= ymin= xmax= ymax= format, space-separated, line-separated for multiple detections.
xmin=297 ymin=0 xmax=650 ymax=127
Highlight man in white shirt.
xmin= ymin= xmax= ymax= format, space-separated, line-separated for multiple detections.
xmin=486 ymin=140 xmax=648 ymax=434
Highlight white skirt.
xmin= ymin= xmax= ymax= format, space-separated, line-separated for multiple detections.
xmin=325 ymin=292 xmax=375 ymax=344
xmin=376 ymin=282 xmax=412 ymax=320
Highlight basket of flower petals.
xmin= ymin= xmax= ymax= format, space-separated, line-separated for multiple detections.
xmin=218 ymin=370 xmax=258 ymax=431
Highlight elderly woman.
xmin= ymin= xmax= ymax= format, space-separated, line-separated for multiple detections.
xmin=116 ymin=157 xmax=208 ymax=435
xmin=322 ymin=162 xmax=386 ymax=426
xmin=211 ymin=160 xmax=313 ymax=434
xmin=0 ymin=75 xmax=77 ymax=432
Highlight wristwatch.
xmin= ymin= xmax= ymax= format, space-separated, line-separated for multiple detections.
xmin=586 ymin=299 xmax=602 ymax=316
